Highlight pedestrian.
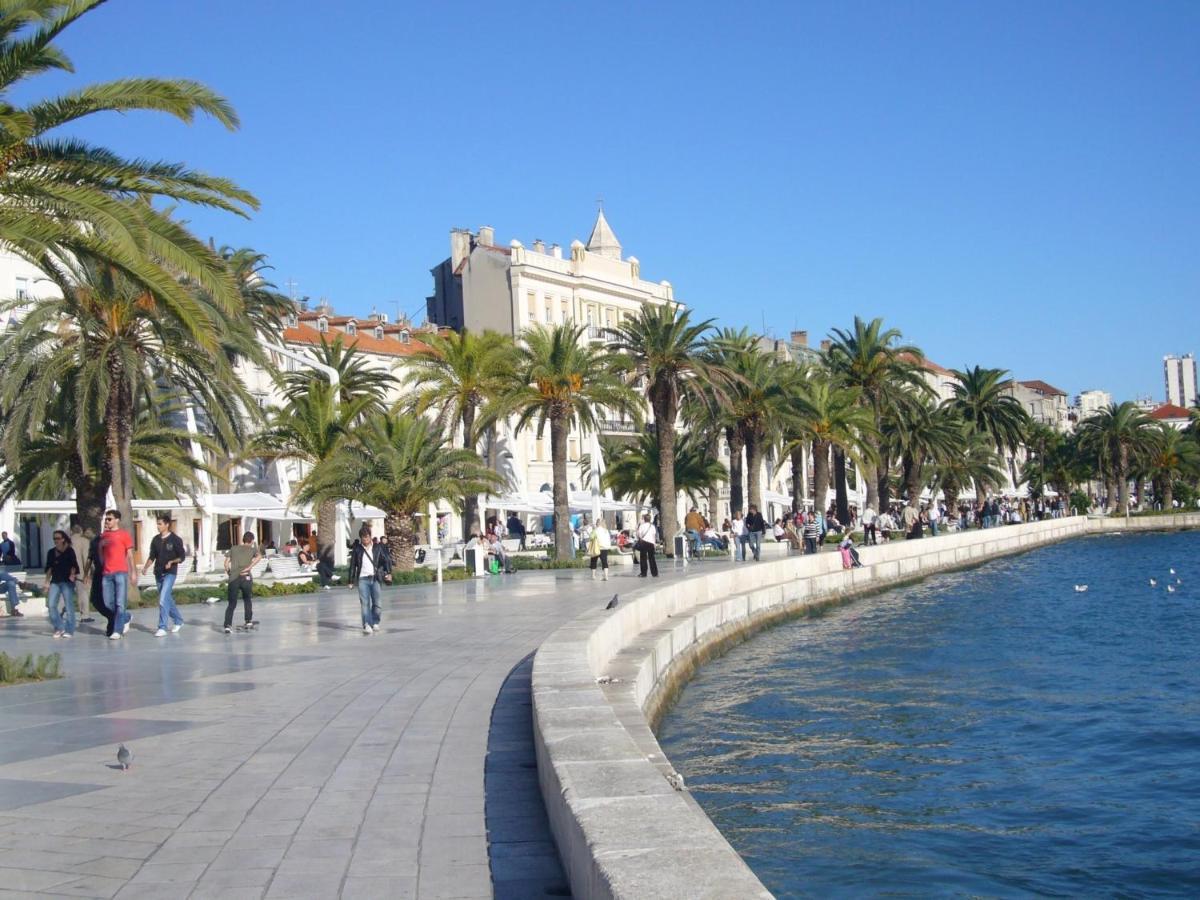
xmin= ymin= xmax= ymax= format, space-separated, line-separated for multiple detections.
xmin=635 ymin=513 xmax=658 ymax=578
xmin=0 ymin=568 xmax=23 ymax=617
xmin=730 ymin=511 xmax=747 ymax=561
xmin=44 ymin=530 xmax=79 ymax=638
xmin=862 ymin=505 xmax=877 ymax=545
xmin=0 ymin=530 xmax=19 ymax=565
xmin=98 ymin=509 xmax=135 ymax=639
xmin=802 ymin=514 xmax=820 ymax=554
xmin=142 ymin=514 xmax=186 ymax=637
xmin=223 ymin=531 xmax=261 ymax=633
xmin=506 ymin=512 xmax=527 ymax=551
xmin=588 ymin=516 xmax=612 ymax=580
xmin=349 ymin=525 xmax=391 ymax=634
xmin=81 ymin=530 xmax=114 ymax=635
xmin=743 ymin=505 xmax=766 ymax=561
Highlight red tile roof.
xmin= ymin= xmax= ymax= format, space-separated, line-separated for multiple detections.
xmin=1018 ymin=379 xmax=1067 ymax=397
xmin=898 ymin=352 xmax=954 ymax=376
xmin=282 ymin=324 xmax=430 ymax=358
xmin=1150 ymin=403 xmax=1192 ymax=420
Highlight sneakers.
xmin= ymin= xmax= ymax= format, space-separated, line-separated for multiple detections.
xmin=61 ymin=632 xmax=72 ymax=639
xmin=223 ymin=626 xmax=232 ymax=634
xmin=11 ymin=608 xmax=23 ymax=617
xmin=170 ymin=623 xmax=182 ymax=633
xmin=371 ymin=623 xmax=380 ymax=632
xmin=109 ymin=632 xmax=122 ymax=640
xmin=52 ymin=630 xmax=63 ymax=639
xmin=154 ymin=628 xmax=167 ymax=637
xmin=363 ymin=624 xmax=373 ymax=634
xmin=590 ymin=569 xmax=597 ymax=580
xmin=602 ymin=570 xmax=609 ymax=581
xmin=322 ymin=585 xmax=332 ymax=591
xmin=122 ymin=619 xmax=131 ymax=635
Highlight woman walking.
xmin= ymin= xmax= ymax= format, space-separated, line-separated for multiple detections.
xmin=44 ymin=531 xmax=78 ymax=638
xmin=588 ymin=516 xmax=612 ymax=581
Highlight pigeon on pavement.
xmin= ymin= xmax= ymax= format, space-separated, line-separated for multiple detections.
xmin=116 ymin=744 xmax=132 ymax=771
xmin=605 ymin=594 xmax=619 ymax=610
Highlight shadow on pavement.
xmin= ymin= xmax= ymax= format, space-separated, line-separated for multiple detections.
xmin=485 ymin=651 xmax=573 ymax=899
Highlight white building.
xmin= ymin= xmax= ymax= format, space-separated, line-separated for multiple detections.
xmin=1163 ymin=354 xmax=1197 ymax=408
xmin=1075 ymin=389 xmax=1112 ymax=418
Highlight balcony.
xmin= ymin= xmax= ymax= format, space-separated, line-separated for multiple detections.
xmin=598 ymin=418 xmax=639 ymax=434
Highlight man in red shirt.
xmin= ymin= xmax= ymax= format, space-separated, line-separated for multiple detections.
xmin=98 ymin=509 xmax=135 ymax=640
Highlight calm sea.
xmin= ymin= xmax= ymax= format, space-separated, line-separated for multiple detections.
xmin=657 ymin=531 xmax=1200 ymax=898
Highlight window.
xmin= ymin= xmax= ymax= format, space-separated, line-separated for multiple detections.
xmin=346 ymin=321 xmax=357 ymax=335
xmin=14 ymin=277 xmax=28 ymax=301
xmin=561 ymin=300 xmax=569 ymax=322
xmin=400 ymin=330 xmax=411 ymax=344
xmin=317 ymin=317 xmax=328 ymax=333
xmin=286 ymin=312 xmax=298 ymax=328
xmin=544 ymin=298 xmax=553 ymax=323
xmin=527 ymin=291 xmax=536 ymax=322
xmin=375 ymin=326 xmax=384 ymax=340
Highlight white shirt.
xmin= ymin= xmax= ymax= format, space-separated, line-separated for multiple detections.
xmin=636 ymin=521 xmax=657 ymax=543
xmin=360 ymin=544 xmax=375 ymax=580
xmin=863 ymin=507 xmax=877 ymax=524
xmin=731 ymin=518 xmax=746 ymax=536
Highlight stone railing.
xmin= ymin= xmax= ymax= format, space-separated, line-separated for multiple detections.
xmin=531 ymin=516 xmax=1096 ymax=899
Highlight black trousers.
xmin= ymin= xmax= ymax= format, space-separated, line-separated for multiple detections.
xmin=589 ymin=550 xmax=609 ymax=570
xmin=316 ymin=560 xmax=334 ymax=586
xmin=225 ymin=576 xmax=254 ymax=627
xmin=636 ymin=540 xmax=658 ymax=577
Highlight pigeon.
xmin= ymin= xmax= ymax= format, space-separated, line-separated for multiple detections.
xmin=605 ymin=594 xmax=619 ymax=610
xmin=1073 ymin=585 xmax=1088 ymax=593
xmin=116 ymin=744 xmax=132 ymax=771
xmin=1149 ymin=578 xmax=1157 ymax=587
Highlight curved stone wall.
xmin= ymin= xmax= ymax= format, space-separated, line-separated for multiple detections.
xmin=531 ymin=516 xmax=1097 ymax=899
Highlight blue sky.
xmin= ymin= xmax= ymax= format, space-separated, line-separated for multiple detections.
xmin=19 ymin=0 xmax=1199 ymax=402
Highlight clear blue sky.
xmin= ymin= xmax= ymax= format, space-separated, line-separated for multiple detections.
xmin=19 ymin=0 xmax=1200 ymax=402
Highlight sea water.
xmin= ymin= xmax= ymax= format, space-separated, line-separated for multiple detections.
xmin=657 ymin=531 xmax=1200 ymax=898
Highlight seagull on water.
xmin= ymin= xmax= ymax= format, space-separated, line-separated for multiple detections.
xmin=1150 ymin=578 xmax=1157 ymax=587
xmin=1074 ymin=585 xmax=1088 ymax=593
xmin=1170 ymin=568 xmax=1176 ymax=575
xmin=1167 ymin=585 xmax=1177 ymax=593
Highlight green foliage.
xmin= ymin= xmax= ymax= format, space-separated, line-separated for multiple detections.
xmin=1070 ymin=490 xmax=1091 ymax=514
xmin=0 ymin=651 xmax=62 ymax=685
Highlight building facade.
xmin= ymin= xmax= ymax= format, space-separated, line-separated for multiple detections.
xmin=1163 ymin=354 xmax=1197 ymax=408
xmin=1075 ymin=389 xmax=1112 ymax=419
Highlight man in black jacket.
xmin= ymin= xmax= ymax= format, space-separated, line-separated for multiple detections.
xmin=349 ymin=526 xmax=392 ymax=635
xmin=743 ymin=505 xmax=766 ymax=561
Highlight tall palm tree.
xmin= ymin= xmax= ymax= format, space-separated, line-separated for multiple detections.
xmin=502 ymin=324 xmax=639 ymax=560
xmin=1143 ymin=423 xmax=1200 ymax=510
xmin=825 ymin=316 xmax=930 ymax=512
xmin=0 ymin=243 xmax=257 ymax=525
xmin=400 ymin=329 xmax=516 ymax=539
xmin=881 ymin=398 xmax=963 ymax=507
xmin=1077 ymin=402 xmax=1156 ymax=515
xmin=250 ymin=382 xmax=372 ymax=565
xmin=296 ymin=413 xmax=500 ymax=571
xmin=281 ymin=333 xmax=398 ymax=414
xmin=947 ymin=365 xmax=1031 ymax=500
xmin=930 ymin=429 xmax=1007 ymax=513
xmin=783 ymin=372 xmax=876 ymax=519
xmin=601 ymin=430 xmax=727 ymax=512
xmin=606 ymin=303 xmax=724 ymax=553
xmin=0 ymin=1 xmax=255 ymax=313
xmin=725 ymin=342 xmax=788 ymax=514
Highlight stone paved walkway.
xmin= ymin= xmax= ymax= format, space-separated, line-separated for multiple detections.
xmin=0 ymin=563 xmax=692 ymax=899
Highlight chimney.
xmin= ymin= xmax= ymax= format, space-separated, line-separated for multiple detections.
xmin=532 ymin=239 xmax=546 ymax=254
xmin=478 ymin=225 xmax=495 ymax=246
xmin=551 ymin=243 xmax=562 ymax=259
xmin=791 ymin=330 xmax=808 ymax=347
xmin=819 ymin=338 xmax=832 ymax=352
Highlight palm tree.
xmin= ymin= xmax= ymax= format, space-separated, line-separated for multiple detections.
xmin=825 ymin=316 xmax=930 ymax=512
xmin=606 ymin=303 xmax=724 ymax=553
xmin=400 ymin=329 xmax=516 ymax=539
xmin=1 ymin=2 xmax=255 ymax=312
xmin=296 ymin=413 xmax=501 ymax=571
xmin=783 ymin=373 xmax=876 ymax=518
xmin=881 ymin=398 xmax=963 ymax=507
xmin=250 ymin=381 xmax=372 ymax=566
xmin=1143 ymin=423 xmax=1200 ymax=510
xmin=947 ymin=365 xmax=1031 ymax=500
xmin=1077 ymin=402 xmax=1156 ymax=515
xmin=502 ymin=324 xmax=639 ymax=560
xmin=0 ymin=245 xmax=258 ymax=525
xmin=930 ymin=429 xmax=1007 ymax=514
xmin=601 ymin=430 xmax=727 ymax=511
xmin=282 ymin=333 xmax=398 ymax=414
xmin=725 ymin=342 xmax=788 ymax=513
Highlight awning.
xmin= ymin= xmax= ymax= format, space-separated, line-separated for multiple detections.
xmin=763 ymin=490 xmax=793 ymax=506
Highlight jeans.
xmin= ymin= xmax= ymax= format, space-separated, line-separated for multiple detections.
xmin=734 ymin=533 xmax=746 ymax=561
xmin=744 ymin=531 xmax=762 ymax=561
xmin=686 ymin=529 xmax=703 ymax=554
xmin=0 ymin=572 xmax=19 ymax=613
xmin=358 ymin=578 xmax=381 ymax=627
xmin=156 ymin=571 xmax=184 ymax=630
xmin=929 ymin=520 xmax=939 ymax=537
xmin=225 ymin=575 xmax=253 ymax=627
xmin=101 ymin=573 xmax=130 ymax=633
xmin=47 ymin=582 xmax=76 ymax=634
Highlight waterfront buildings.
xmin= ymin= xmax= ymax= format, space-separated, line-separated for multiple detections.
xmin=1075 ymin=389 xmax=1112 ymax=418
xmin=1163 ymin=354 xmax=1197 ymax=408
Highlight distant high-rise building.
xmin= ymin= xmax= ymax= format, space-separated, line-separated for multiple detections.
xmin=1075 ymin=389 xmax=1112 ymax=417
xmin=1163 ymin=354 xmax=1197 ymax=408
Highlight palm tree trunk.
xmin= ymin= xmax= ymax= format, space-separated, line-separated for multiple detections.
xmin=812 ymin=439 xmax=831 ymax=518
xmin=706 ymin=433 xmax=721 ymax=521
xmin=317 ymin=498 xmax=337 ymax=569
xmin=877 ymin=467 xmax=892 ymax=511
xmin=385 ymin=511 xmax=417 ymax=572
xmin=903 ymin=452 xmax=924 ymax=507
xmin=833 ymin=447 xmax=849 ymax=523
xmin=1163 ymin=480 xmax=1174 ymax=510
xmin=104 ymin=361 xmax=135 ymax=526
xmin=550 ymin=416 xmax=572 ymax=560
xmin=789 ymin=445 xmax=805 ymax=512
xmin=726 ymin=426 xmax=745 ymax=515
xmin=654 ymin=395 xmax=679 ymax=555
xmin=744 ymin=429 xmax=763 ymax=513
xmin=460 ymin=404 xmax=480 ymax=541
xmin=74 ymin=476 xmax=109 ymax=539
xmin=1117 ymin=447 xmax=1131 ymax=515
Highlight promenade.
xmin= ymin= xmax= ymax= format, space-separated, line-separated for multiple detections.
xmin=0 ymin=565 xmax=694 ymax=899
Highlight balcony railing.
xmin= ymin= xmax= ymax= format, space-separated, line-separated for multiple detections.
xmin=598 ymin=419 xmax=639 ymax=433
